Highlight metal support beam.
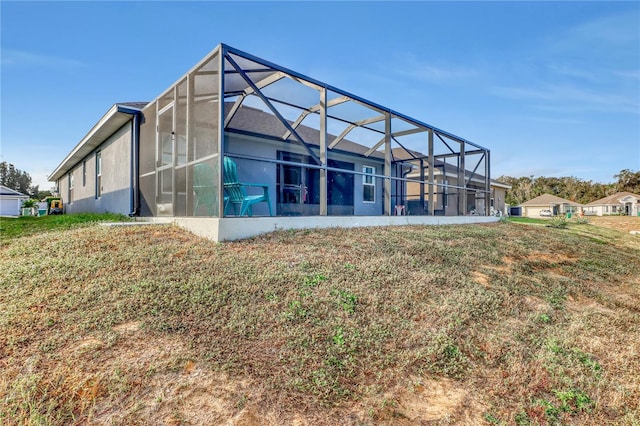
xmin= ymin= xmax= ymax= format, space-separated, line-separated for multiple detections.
xmin=364 ymin=136 xmax=385 ymax=157
xmin=328 ymin=124 xmax=356 ymax=149
xmin=223 ymin=94 xmax=246 ymax=128
xmin=460 ymin=141 xmax=466 ymax=215
xmin=283 ymin=96 xmax=350 ymax=140
xmin=357 ymin=114 xmax=386 ymax=126
xmin=223 ymin=71 xmax=285 ymax=128
xmin=390 ymin=135 xmax=420 ymax=160
xmin=419 ymin=158 xmax=425 ymax=207
xmin=465 ymin=153 xmax=485 ymax=186
xmin=217 ymin=52 xmax=226 ymax=218
xmin=435 ymin=131 xmax=456 ymax=154
xmin=328 ymin=114 xmax=386 ymax=150
xmin=186 ymin=74 xmax=194 ymax=216
xmin=434 ymin=149 xmax=486 ymax=160
xmin=320 ymin=88 xmax=328 ymax=216
xmin=391 ymin=127 xmax=427 ymax=138
xmin=485 ymin=150 xmax=491 ymax=216
xmin=225 ymin=53 xmax=321 ymax=165
xmin=384 ymin=112 xmax=392 ymax=216
xmin=428 ymin=129 xmax=435 ymax=216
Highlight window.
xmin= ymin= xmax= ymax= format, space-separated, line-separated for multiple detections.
xmin=82 ymin=161 xmax=87 ymax=186
xmin=363 ymin=165 xmax=375 ymax=203
xmin=95 ymin=151 xmax=102 ymax=198
xmin=68 ymin=172 xmax=74 ymax=204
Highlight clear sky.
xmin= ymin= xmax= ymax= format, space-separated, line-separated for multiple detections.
xmin=1 ymin=1 xmax=639 ymax=190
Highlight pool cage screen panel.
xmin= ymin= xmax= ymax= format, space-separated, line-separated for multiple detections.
xmin=138 ymin=44 xmax=491 ymax=218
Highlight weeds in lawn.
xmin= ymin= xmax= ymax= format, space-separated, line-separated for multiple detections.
xmin=1 ymin=220 xmax=638 ymax=424
xmin=548 ymin=217 xmax=568 ymax=229
xmin=332 ymin=288 xmax=357 ymax=314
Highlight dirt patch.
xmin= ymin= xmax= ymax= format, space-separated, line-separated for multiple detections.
xmin=113 ymin=320 xmax=141 ymax=333
xmin=588 ymin=216 xmax=640 ymax=234
xmin=565 ymin=296 xmax=616 ymax=316
xmin=371 ymin=377 xmax=486 ymax=424
xmin=70 ymin=337 xmax=104 ymax=353
xmin=472 ymin=271 xmax=490 ymax=287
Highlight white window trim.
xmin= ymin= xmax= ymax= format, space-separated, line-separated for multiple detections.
xmin=96 ymin=151 xmax=102 ymax=199
xmin=363 ymin=165 xmax=375 ymax=204
xmin=68 ymin=172 xmax=74 ymax=204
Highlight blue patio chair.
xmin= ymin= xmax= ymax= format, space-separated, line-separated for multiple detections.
xmin=193 ymin=163 xmax=225 ymax=216
xmin=223 ymin=156 xmax=273 ymax=217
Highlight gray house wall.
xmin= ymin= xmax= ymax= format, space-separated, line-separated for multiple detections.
xmin=226 ymin=133 xmax=385 ymax=216
xmin=59 ymin=123 xmax=133 ymax=215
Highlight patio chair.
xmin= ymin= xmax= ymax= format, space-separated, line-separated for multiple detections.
xmin=193 ymin=163 xmax=223 ymax=216
xmin=223 ymin=156 xmax=273 ymax=217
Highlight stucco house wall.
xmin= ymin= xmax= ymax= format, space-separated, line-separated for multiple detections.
xmin=585 ymin=192 xmax=640 ymax=216
xmin=519 ymin=193 xmax=583 ymax=218
xmin=58 ymin=123 xmax=133 ymax=215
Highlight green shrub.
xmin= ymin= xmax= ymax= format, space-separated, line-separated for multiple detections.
xmin=21 ymin=199 xmax=38 ymax=208
xmin=548 ymin=217 xmax=568 ymax=229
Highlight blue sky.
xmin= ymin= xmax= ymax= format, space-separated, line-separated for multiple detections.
xmin=1 ymin=1 xmax=638 ymax=189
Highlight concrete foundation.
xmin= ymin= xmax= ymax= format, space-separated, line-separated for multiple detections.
xmin=144 ymin=215 xmax=501 ymax=242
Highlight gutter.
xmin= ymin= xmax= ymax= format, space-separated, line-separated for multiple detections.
xmin=118 ymin=105 xmax=142 ymax=216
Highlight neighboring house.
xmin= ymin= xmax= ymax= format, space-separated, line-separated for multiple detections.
xmin=0 ymin=185 xmax=30 ymax=216
xmin=519 ymin=194 xmax=583 ymax=218
xmin=491 ymin=180 xmax=511 ymax=216
xmin=49 ymin=43 xmax=500 ymax=241
xmin=584 ymin=192 xmax=640 ymax=216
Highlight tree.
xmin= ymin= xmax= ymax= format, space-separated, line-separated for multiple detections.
xmin=31 ymin=185 xmax=53 ymax=200
xmin=498 ymin=174 xmax=616 ymax=206
xmin=0 ymin=161 xmax=33 ymax=196
xmin=614 ymin=169 xmax=640 ymax=194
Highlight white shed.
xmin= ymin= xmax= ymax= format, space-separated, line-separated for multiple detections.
xmin=0 ymin=185 xmax=30 ymax=216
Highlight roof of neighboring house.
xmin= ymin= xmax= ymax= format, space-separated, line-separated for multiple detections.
xmin=491 ymin=180 xmax=512 ymax=189
xmin=520 ymin=193 xmax=583 ymax=207
xmin=586 ymin=191 xmax=640 ymax=206
xmin=390 ymin=147 xmax=508 ymax=188
xmin=0 ymin=185 xmax=29 ymax=197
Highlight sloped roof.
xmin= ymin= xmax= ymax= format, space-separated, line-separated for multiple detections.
xmin=390 ymin=147 xmax=508 ymax=188
xmin=520 ymin=193 xmax=583 ymax=207
xmin=586 ymin=191 xmax=640 ymax=206
xmin=0 ymin=185 xmax=29 ymax=197
xmin=49 ymin=103 xmax=147 ymax=181
xmin=227 ymin=104 xmax=386 ymax=160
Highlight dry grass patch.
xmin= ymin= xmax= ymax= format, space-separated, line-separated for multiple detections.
xmin=1 ymin=221 xmax=639 ymax=425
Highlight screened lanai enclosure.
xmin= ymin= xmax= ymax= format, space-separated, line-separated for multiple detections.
xmin=138 ymin=44 xmax=491 ymax=219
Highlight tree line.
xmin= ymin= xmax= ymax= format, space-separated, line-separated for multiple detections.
xmin=497 ymin=169 xmax=640 ymax=206
xmin=0 ymin=161 xmax=51 ymax=200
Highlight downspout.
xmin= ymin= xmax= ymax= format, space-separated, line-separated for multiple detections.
xmin=402 ymin=164 xmax=411 ymax=205
xmin=129 ymin=112 xmax=141 ymax=216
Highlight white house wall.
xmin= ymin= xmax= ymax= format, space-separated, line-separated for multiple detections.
xmin=0 ymin=196 xmax=28 ymax=216
xmin=492 ymin=187 xmax=507 ymax=214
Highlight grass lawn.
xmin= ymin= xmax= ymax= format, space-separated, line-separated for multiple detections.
xmin=0 ymin=213 xmax=130 ymax=243
xmin=1 ymin=216 xmax=639 ymax=424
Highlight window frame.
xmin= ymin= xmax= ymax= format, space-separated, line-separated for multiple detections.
xmin=95 ymin=151 xmax=102 ymax=199
xmin=362 ymin=165 xmax=375 ymax=203
xmin=68 ymin=172 xmax=74 ymax=204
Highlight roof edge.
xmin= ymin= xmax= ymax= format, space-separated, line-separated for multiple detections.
xmin=49 ymin=104 xmax=142 ymax=182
